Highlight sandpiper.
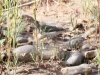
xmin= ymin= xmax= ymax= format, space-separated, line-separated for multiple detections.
xmin=33 ymin=20 xmax=68 ymax=40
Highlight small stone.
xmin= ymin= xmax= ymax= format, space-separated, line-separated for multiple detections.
xmin=12 ymin=45 xmax=36 ymax=62
xmin=65 ymin=51 xmax=84 ymax=66
xmin=9 ymin=68 xmax=25 ymax=75
xmin=13 ymin=45 xmax=35 ymax=54
xmin=41 ymin=48 xmax=66 ymax=60
xmin=90 ymin=63 xmax=98 ymax=69
xmin=83 ymin=49 xmax=98 ymax=58
xmin=12 ymin=45 xmax=65 ymax=61
xmin=16 ymin=37 xmax=28 ymax=43
xmin=61 ymin=64 xmax=92 ymax=75
xmin=82 ymin=44 xmax=90 ymax=51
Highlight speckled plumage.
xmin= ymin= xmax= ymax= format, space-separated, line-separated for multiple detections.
xmin=69 ymin=36 xmax=85 ymax=50
xmin=33 ymin=21 xmax=67 ymax=39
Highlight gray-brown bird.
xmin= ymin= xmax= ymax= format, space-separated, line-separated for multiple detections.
xmin=33 ymin=21 xmax=68 ymax=40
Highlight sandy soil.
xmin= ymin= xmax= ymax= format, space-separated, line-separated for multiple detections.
xmin=0 ymin=0 xmax=99 ymax=75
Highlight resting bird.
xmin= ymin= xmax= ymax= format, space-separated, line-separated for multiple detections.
xmin=33 ymin=20 xmax=67 ymax=40
xmin=68 ymin=36 xmax=85 ymax=50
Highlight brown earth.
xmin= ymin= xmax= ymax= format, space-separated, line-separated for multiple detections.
xmin=0 ymin=0 xmax=99 ymax=75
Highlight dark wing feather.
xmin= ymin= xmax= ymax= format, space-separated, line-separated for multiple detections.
xmin=40 ymin=25 xmax=65 ymax=33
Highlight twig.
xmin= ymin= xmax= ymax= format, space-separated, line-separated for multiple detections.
xmin=47 ymin=0 xmax=49 ymax=11
xmin=3 ymin=0 xmax=40 ymax=12
xmin=52 ymin=0 xmax=60 ymax=5
xmin=0 ymin=63 xmax=3 ymax=75
xmin=97 ymin=0 xmax=100 ymax=43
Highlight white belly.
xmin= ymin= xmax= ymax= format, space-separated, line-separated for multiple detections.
xmin=38 ymin=31 xmax=63 ymax=39
xmin=44 ymin=31 xmax=63 ymax=37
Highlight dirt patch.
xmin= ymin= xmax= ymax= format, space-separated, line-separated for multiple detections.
xmin=0 ymin=0 xmax=99 ymax=75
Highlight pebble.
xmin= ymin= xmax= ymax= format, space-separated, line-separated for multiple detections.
xmin=42 ymin=49 xmax=65 ymax=60
xmin=82 ymin=44 xmax=91 ymax=51
xmin=90 ymin=63 xmax=98 ymax=69
xmin=61 ymin=64 xmax=92 ymax=75
xmin=83 ymin=49 xmax=98 ymax=58
xmin=9 ymin=68 xmax=25 ymax=75
xmin=13 ymin=45 xmax=35 ymax=54
xmin=65 ymin=51 xmax=84 ymax=66
xmin=12 ymin=45 xmax=36 ymax=62
xmin=16 ymin=37 xmax=28 ymax=43
xmin=12 ymin=45 xmax=65 ymax=61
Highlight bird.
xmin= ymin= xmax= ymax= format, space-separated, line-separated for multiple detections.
xmin=68 ymin=36 xmax=85 ymax=50
xmin=33 ymin=20 xmax=68 ymax=40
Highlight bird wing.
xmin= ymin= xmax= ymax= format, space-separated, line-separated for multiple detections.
xmin=40 ymin=25 xmax=64 ymax=33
